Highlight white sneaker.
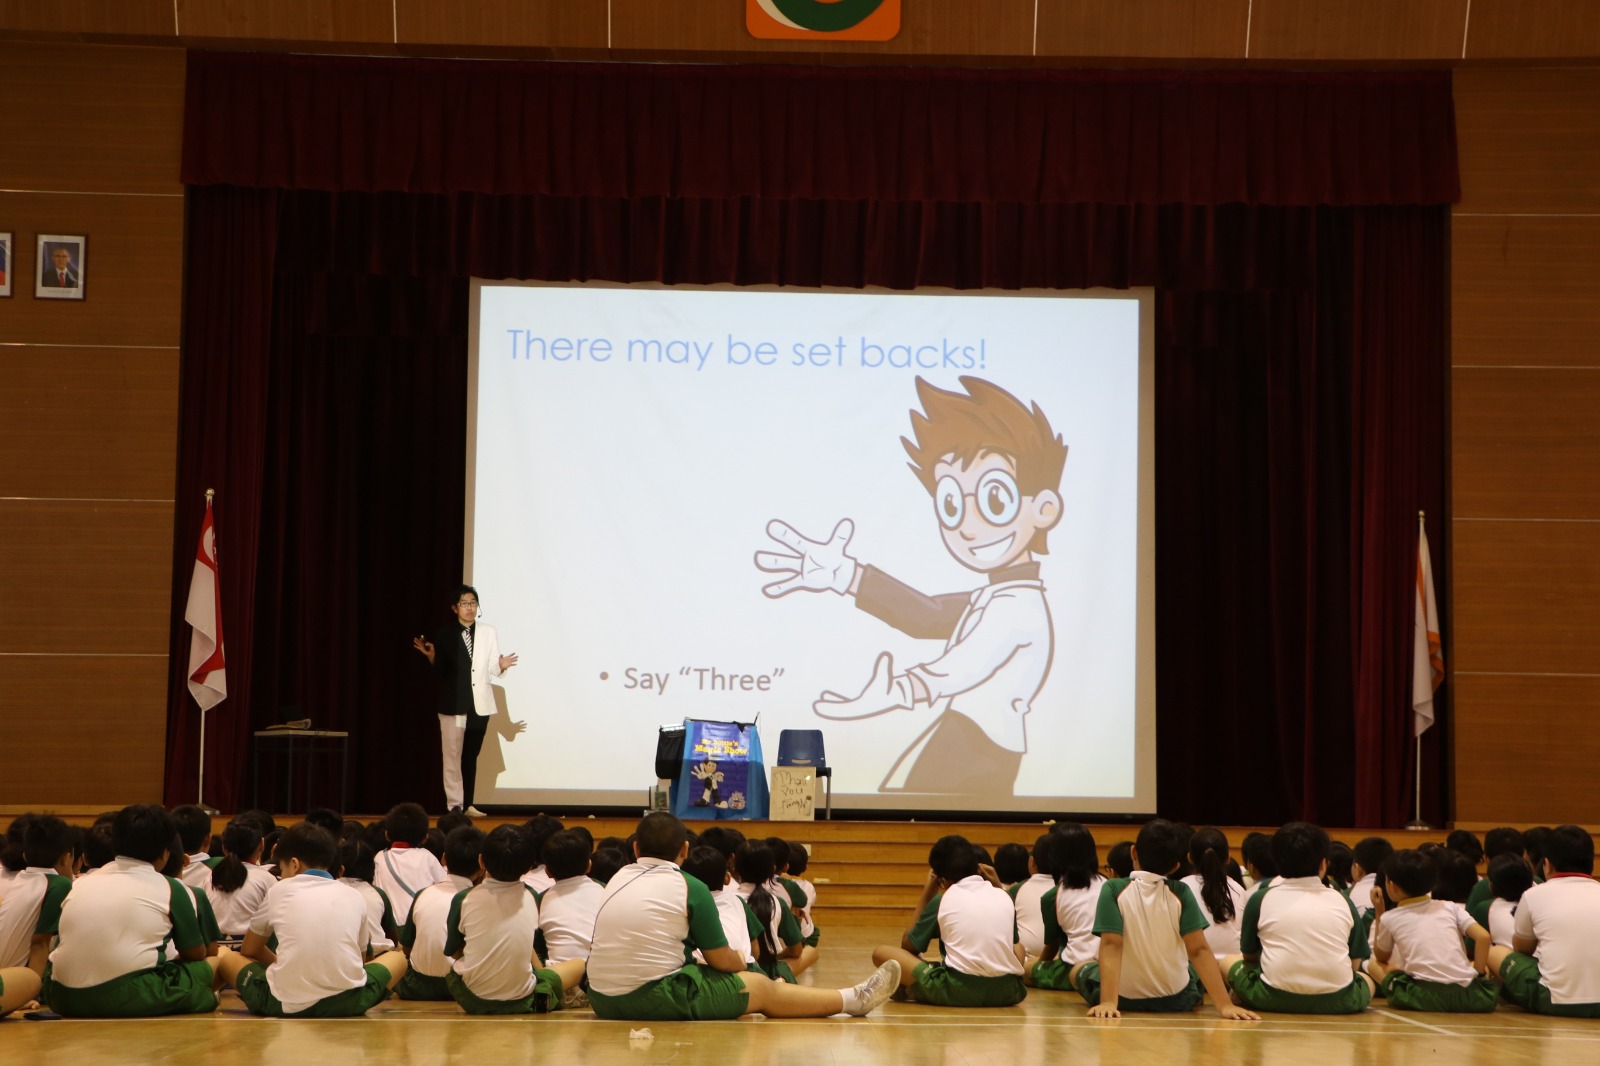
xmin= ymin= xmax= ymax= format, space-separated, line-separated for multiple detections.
xmin=464 ymin=806 xmax=486 ymax=817
xmin=846 ymin=960 xmax=900 ymax=1016
xmin=561 ymin=985 xmax=591 ymax=1010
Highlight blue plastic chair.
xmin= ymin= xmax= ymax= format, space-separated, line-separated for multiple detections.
xmin=776 ymin=729 xmax=832 ymax=819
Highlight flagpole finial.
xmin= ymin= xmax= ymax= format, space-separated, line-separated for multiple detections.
xmin=1418 ymin=509 xmax=1426 ymax=525
xmin=205 ymin=488 xmax=215 ymax=504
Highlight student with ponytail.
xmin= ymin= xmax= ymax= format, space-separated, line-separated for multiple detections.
xmin=733 ymin=842 xmax=805 ymax=983
xmin=209 ymin=821 xmax=276 ymax=940
xmin=1181 ymin=828 xmax=1249 ymax=959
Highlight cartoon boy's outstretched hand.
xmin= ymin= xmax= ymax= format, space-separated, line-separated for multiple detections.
xmin=754 ymin=518 xmax=859 ymax=597
xmin=814 ymin=651 xmax=916 ymax=720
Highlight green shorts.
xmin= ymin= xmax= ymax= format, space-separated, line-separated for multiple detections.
xmin=46 ymin=960 xmax=219 ymax=1018
xmin=446 ymin=968 xmax=564 ymax=1015
xmin=1499 ymin=952 xmax=1600 ymax=1018
xmin=1380 ymin=971 xmax=1497 ymax=1013
xmin=752 ymin=959 xmax=797 ymax=984
xmin=1029 ymin=957 xmax=1079 ymax=992
xmin=589 ymin=965 xmax=750 ymax=1021
xmin=1073 ymin=961 xmax=1203 ymax=1012
xmin=394 ymin=968 xmax=453 ymax=1001
xmin=236 ymin=961 xmax=393 ymax=1018
xmin=909 ymin=962 xmax=1026 ymax=1008
xmin=803 ymin=930 xmax=821 ymax=948
xmin=1229 ymin=961 xmax=1371 ymax=1014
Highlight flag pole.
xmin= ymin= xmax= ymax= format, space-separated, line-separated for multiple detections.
xmin=197 ymin=488 xmax=219 ymax=816
xmin=1404 ymin=510 xmax=1432 ymax=831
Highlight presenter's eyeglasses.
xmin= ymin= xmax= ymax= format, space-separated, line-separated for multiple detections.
xmin=456 ymin=599 xmax=479 ymax=608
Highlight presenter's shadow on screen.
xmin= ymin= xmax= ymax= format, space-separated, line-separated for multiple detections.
xmin=477 ymin=686 xmax=528 ymax=798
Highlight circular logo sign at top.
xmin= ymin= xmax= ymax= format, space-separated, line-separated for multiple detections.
xmin=747 ymin=0 xmax=902 ymax=42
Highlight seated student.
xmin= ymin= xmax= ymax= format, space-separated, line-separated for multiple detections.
xmin=1363 ymin=849 xmax=1495 ymax=1012
xmin=1028 ymin=824 xmax=1104 ymax=990
xmin=536 ymin=830 xmax=604 ymax=972
xmin=734 ymin=842 xmax=807 ymax=983
xmin=158 ymin=831 xmax=222 ymax=959
xmin=304 ymin=808 xmax=344 ymax=837
xmin=1431 ymin=849 xmax=1480 ymax=905
xmin=1467 ymin=827 xmax=1525 ymax=927
xmin=588 ymin=813 xmax=898 ymax=1020
xmin=397 ymin=826 xmax=484 ymax=1000
xmin=372 ymin=803 xmax=446 ymax=926
xmin=444 ymin=825 xmax=584 ymax=1014
xmin=1485 ymin=853 xmax=1534 ymax=950
xmin=589 ymin=847 xmax=627 ymax=887
xmin=1010 ymin=834 xmax=1057 ymax=962
xmin=215 ymin=824 xmax=407 ymax=1017
xmin=994 ymin=843 xmax=1030 ymax=889
xmin=764 ymin=835 xmax=818 ymax=972
xmin=1350 ymin=836 xmax=1394 ymax=935
xmin=786 ymin=843 xmax=822 ymax=951
xmin=45 ymin=805 xmax=221 ymax=1018
xmin=1240 ymin=833 xmax=1279 ymax=895
xmin=80 ymin=823 xmax=116 ymax=873
xmin=1490 ymin=823 xmax=1600 ymax=1017
xmin=520 ymin=816 xmax=565 ymax=893
xmin=171 ymin=805 xmax=218 ymax=890
xmin=873 ymin=835 xmax=1026 ymax=1008
xmin=1067 ymin=820 xmax=1256 ymax=1020
xmin=338 ymin=839 xmax=399 ymax=954
xmin=0 ymin=815 xmax=37 ymax=889
xmin=682 ymin=845 xmax=761 ymax=972
xmin=1105 ymin=841 xmax=1135 ymax=880
xmin=207 ymin=821 xmax=276 ymax=941
xmin=0 ymin=815 xmax=74 ymax=978
xmin=1223 ymin=822 xmax=1373 ymax=1014
xmin=1325 ymin=841 xmax=1355 ymax=897
xmin=1181 ymin=828 xmax=1249 ymax=960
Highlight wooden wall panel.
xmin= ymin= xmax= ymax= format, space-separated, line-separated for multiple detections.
xmin=1249 ymin=0 xmax=1466 ymax=60
xmin=0 ymin=0 xmax=173 ymax=38
xmin=1453 ymin=674 xmax=1600 ymax=824
xmin=1466 ymin=0 xmax=1600 ymax=60
xmin=609 ymin=0 xmax=1034 ymax=58
xmin=176 ymin=0 xmax=391 ymax=44
xmin=1455 ymin=69 xmax=1600 ymax=215
xmin=1037 ymin=0 xmax=1248 ymax=58
xmin=0 ymin=656 xmax=168 ymax=806
xmin=396 ymin=0 xmax=606 ymax=50
xmin=0 ymin=192 xmax=183 ymax=347
xmin=1452 ymin=368 xmax=1600 ymax=521
xmin=0 ymin=43 xmax=183 ymax=195
xmin=1452 ymin=217 xmax=1600 ymax=369
xmin=0 ymin=501 xmax=174 ymax=654
xmin=1451 ymin=520 xmax=1600 ymax=675
xmin=0 ymin=347 xmax=179 ymax=501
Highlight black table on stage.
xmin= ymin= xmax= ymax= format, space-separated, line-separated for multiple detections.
xmin=251 ymin=729 xmax=350 ymax=813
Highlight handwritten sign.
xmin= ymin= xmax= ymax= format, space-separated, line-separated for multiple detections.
xmin=770 ymin=766 xmax=817 ymax=822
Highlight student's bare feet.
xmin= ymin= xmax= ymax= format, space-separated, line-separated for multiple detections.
xmin=846 ymin=960 xmax=901 ymax=1016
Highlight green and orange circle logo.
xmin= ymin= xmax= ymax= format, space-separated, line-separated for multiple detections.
xmin=747 ymin=0 xmax=901 ymax=41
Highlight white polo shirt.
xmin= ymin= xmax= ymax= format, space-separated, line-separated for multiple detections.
xmin=1181 ymin=873 xmax=1249 ymax=957
xmin=537 ymin=875 xmax=604 ymax=964
xmin=587 ymin=857 xmax=728 ymax=997
xmin=249 ymin=871 xmax=374 ymax=1015
xmin=735 ymin=881 xmax=803 ymax=954
xmin=1488 ymin=897 xmax=1517 ymax=949
xmin=1011 ymin=873 xmax=1055 ymax=957
xmin=0 ymin=867 xmax=72 ymax=967
xmin=908 ymin=875 xmax=1023 ymax=978
xmin=373 ymin=845 xmax=446 ymax=926
xmin=340 ymin=878 xmax=396 ymax=952
xmin=1351 ymin=872 xmax=1378 ymax=917
xmin=403 ymin=874 xmax=475 ymax=979
xmin=694 ymin=890 xmax=758 ymax=967
xmin=180 ymin=853 xmax=214 ymax=890
xmin=445 ymin=878 xmax=541 ymax=1002
xmin=521 ymin=865 xmax=556 ymax=893
xmin=1042 ymin=875 xmax=1105 ymax=966
xmin=208 ymin=864 xmax=276 ymax=937
xmin=1513 ymin=874 xmax=1600 ymax=1005
xmin=1095 ymin=872 xmax=1210 ymax=999
xmin=1241 ymin=876 xmax=1368 ymax=994
xmin=49 ymin=857 xmax=206 ymax=989
xmin=1372 ymin=897 xmax=1478 ymax=986
xmin=790 ymin=876 xmax=818 ymax=937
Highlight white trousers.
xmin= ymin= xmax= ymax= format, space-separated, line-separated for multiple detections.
xmin=439 ymin=713 xmax=467 ymax=809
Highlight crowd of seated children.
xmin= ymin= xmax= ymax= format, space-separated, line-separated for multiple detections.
xmin=734 ymin=841 xmax=807 ymax=983
xmin=1492 ymin=824 xmax=1600 ymax=1017
xmin=397 ymin=826 xmax=485 ymax=1000
xmin=873 ymin=834 xmax=1027 ymax=1008
xmin=682 ymin=844 xmax=761 ymax=972
xmin=785 ymin=842 xmax=821 ymax=950
xmin=0 ymin=815 xmax=74 ymax=1018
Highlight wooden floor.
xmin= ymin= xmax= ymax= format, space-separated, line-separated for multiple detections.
xmin=8 ymin=924 xmax=1600 ymax=1065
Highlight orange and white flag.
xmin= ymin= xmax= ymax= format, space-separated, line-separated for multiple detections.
xmin=1411 ymin=523 xmax=1443 ymax=736
xmin=185 ymin=495 xmax=227 ymax=711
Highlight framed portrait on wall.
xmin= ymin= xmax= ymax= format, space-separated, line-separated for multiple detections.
xmin=0 ymin=232 xmax=12 ymax=297
xmin=36 ymin=233 xmax=86 ymax=300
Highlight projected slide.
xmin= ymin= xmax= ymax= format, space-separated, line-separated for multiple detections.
xmin=469 ymin=283 xmax=1153 ymax=814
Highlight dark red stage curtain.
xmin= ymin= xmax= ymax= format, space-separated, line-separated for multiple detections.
xmin=168 ymin=55 xmax=1455 ymax=827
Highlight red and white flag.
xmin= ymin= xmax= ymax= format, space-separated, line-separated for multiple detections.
xmin=185 ymin=496 xmax=227 ymax=711
xmin=1411 ymin=523 xmax=1443 ymax=736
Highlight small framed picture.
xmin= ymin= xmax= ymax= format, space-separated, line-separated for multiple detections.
xmin=0 ymin=232 xmax=12 ymax=297
xmin=37 ymin=233 xmax=86 ymax=300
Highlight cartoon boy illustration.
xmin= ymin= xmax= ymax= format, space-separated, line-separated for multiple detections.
xmin=755 ymin=376 xmax=1067 ymax=798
